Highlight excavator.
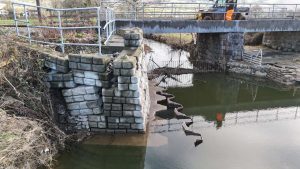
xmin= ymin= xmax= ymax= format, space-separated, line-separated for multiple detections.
xmin=196 ymin=0 xmax=249 ymax=20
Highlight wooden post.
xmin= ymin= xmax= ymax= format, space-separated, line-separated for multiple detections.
xmin=36 ymin=0 xmax=42 ymax=23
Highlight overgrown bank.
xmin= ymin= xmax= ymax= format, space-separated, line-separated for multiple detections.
xmin=0 ymin=28 xmax=66 ymax=169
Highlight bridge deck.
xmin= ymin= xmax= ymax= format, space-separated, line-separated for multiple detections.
xmin=117 ymin=20 xmax=300 ymax=33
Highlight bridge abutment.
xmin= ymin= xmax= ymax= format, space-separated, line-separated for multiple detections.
xmin=191 ymin=33 xmax=244 ymax=66
xmin=23 ymin=28 xmax=150 ymax=134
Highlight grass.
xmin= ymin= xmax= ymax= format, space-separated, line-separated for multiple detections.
xmin=0 ymin=132 xmax=18 ymax=151
xmin=157 ymin=33 xmax=194 ymax=44
xmin=0 ymin=19 xmax=15 ymax=25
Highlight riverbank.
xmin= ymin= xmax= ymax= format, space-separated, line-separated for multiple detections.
xmin=0 ymin=27 xmax=68 ymax=168
xmin=144 ymin=33 xmax=195 ymax=51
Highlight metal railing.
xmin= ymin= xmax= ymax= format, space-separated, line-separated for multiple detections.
xmin=112 ymin=2 xmax=300 ymax=20
xmin=12 ymin=2 xmax=116 ymax=54
xmin=243 ymin=49 xmax=263 ymax=66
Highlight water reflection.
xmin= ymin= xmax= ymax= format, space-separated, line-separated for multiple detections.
xmin=152 ymin=73 xmax=300 ymax=132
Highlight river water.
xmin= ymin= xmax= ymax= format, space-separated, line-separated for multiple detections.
xmin=55 ymin=40 xmax=300 ymax=169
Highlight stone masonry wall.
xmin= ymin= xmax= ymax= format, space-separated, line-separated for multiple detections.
xmin=263 ymin=32 xmax=300 ymax=52
xmin=42 ymin=28 xmax=150 ymax=133
xmin=191 ymin=33 xmax=244 ymax=66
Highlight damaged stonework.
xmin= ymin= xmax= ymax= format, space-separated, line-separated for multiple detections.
xmin=227 ymin=61 xmax=298 ymax=86
xmin=41 ymin=28 xmax=150 ymax=133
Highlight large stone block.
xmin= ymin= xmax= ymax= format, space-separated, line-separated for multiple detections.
xmin=86 ymin=101 xmax=100 ymax=109
xmin=84 ymin=71 xmax=99 ymax=80
xmin=118 ymin=76 xmax=131 ymax=83
xmin=72 ymin=86 xmax=86 ymax=95
xmin=85 ymin=86 xmax=99 ymax=94
xmin=121 ymin=69 xmax=135 ymax=76
xmin=74 ymin=77 xmax=84 ymax=84
xmin=88 ymin=115 xmax=105 ymax=122
xmin=69 ymin=54 xmax=81 ymax=62
xmin=120 ymin=117 xmax=135 ymax=123
xmin=67 ymin=103 xmax=80 ymax=110
xmin=80 ymin=109 xmax=93 ymax=115
xmin=113 ymin=97 xmax=126 ymax=104
xmin=123 ymin=104 xmax=136 ymax=111
xmin=73 ymin=95 xmax=85 ymax=102
xmin=84 ymin=78 xmax=96 ymax=86
xmin=73 ymin=70 xmax=85 ymax=78
xmin=108 ymin=117 xmax=119 ymax=123
xmin=126 ymin=98 xmax=141 ymax=104
xmin=118 ymin=83 xmax=129 ymax=91
xmin=102 ymin=88 xmax=114 ymax=96
xmin=112 ymin=104 xmax=122 ymax=111
xmin=131 ymin=123 xmax=144 ymax=130
xmin=81 ymin=54 xmax=93 ymax=63
xmin=64 ymin=81 xmax=77 ymax=88
xmin=111 ymin=111 xmax=123 ymax=117
xmin=121 ymin=91 xmax=140 ymax=98
xmin=84 ymin=94 xmax=99 ymax=101
xmin=92 ymin=65 xmax=106 ymax=73
xmin=93 ymin=56 xmax=111 ymax=65
xmin=93 ymin=108 xmax=102 ymax=114
xmin=78 ymin=63 xmax=92 ymax=71
xmin=129 ymin=84 xmax=138 ymax=91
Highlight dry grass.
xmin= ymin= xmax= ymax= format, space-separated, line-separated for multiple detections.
xmin=0 ymin=27 xmax=66 ymax=169
xmin=0 ymin=109 xmax=56 ymax=169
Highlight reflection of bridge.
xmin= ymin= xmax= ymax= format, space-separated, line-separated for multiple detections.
xmin=150 ymin=106 xmax=299 ymax=133
xmin=115 ymin=2 xmax=300 ymax=33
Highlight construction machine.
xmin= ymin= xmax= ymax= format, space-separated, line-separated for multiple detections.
xmin=196 ymin=0 xmax=249 ymax=20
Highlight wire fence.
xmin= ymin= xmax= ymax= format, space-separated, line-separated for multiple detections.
xmin=243 ymin=49 xmax=263 ymax=66
xmin=12 ymin=2 xmax=116 ymax=54
xmin=147 ymin=59 xmax=226 ymax=74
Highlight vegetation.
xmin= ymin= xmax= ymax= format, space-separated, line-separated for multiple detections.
xmin=0 ymin=27 xmax=66 ymax=169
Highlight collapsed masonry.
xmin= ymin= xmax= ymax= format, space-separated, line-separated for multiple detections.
xmin=43 ymin=28 xmax=150 ymax=134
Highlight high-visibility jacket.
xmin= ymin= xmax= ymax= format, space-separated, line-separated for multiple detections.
xmin=226 ymin=9 xmax=234 ymax=20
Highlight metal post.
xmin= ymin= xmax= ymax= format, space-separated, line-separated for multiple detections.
xmin=13 ymin=4 xmax=20 ymax=36
xmin=106 ymin=8 xmax=109 ymax=40
xmin=24 ymin=5 xmax=32 ymax=44
xmin=294 ymin=5 xmax=298 ymax=20
xmin=249 ymin=4 xmax=252 ymax=19
xmin=171 ymin=3 xmax=174 ymax=19
xmin=272 ymin=4 xmax=275 ymax=18
xmin=97 ymin=7 xmax=102 ymax=55
xmin=143 ymin=3 xmax=145 ymax=20
xmin=57 ymin=11 xmax=64 ymax=53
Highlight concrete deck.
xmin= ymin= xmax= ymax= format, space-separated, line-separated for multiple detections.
xmin=116 ymin=20 xmax=300 ymax=34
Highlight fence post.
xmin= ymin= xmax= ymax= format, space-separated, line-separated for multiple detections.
xmin=272 ymin=4 xmax=275 ymax=18
xmin=97 ymin=7 xmax=102 ymax=55
xmin=294 ymin=5 xmax=298 ymax=20
xmin=143 ymin=3 xmax=145 ymax=20
xmin=24 ymin=5 xmax=31 ymax=45
xmin=57 ymin=10 xmax=64 ymax=53
xmin=12 ymin=3 xmax=20 ymax=36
